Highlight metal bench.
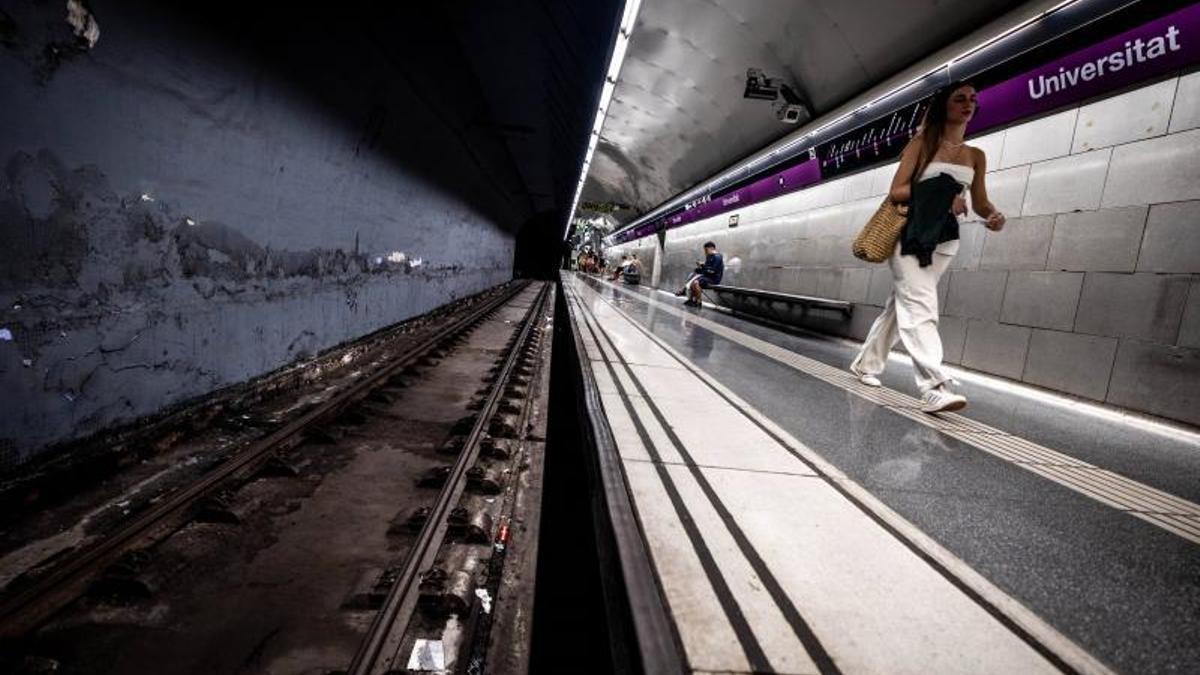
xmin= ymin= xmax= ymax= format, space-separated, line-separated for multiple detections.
xmin=707 ymin=284 xmax=852 ymax=318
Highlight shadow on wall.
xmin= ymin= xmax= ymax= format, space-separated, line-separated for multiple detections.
xmin=0 ymin=0 xmax=530 ymax=230
xmin=0 ymin=149 xmax=490 ymax=468
xmin=0 ymin=1 xmax=530 ymax=467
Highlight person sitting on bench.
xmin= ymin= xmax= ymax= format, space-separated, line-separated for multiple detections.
xmin=675 ymin=241 xmax=723 ymax=307
xmin=611 ymin=254 xmax=630 ymax=281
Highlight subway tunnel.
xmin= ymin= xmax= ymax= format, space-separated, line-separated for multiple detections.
xmin=1 ymin=0 xmax=1199 ymax=673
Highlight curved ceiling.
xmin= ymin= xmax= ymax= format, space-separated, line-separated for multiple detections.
xmin=582 ymin=0 xmax=1018 ymax=224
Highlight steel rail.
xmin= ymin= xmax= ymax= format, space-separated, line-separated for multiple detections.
xmin=0 ymin=281 xmax=531 ymax=639
xmin=348 ymin=282 xmax=551 ymax=675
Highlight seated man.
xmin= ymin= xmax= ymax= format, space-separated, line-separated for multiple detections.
xmin=622 ymin=254 xmax=642 ymax=285
xmin=612 ymin=254 xmax=630 ymax=281
xmin=677 ymin=241 xmax=723 ymax=307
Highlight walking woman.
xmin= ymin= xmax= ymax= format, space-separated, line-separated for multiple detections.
xmin=849 ymin=81 xmax=1006 ymax=413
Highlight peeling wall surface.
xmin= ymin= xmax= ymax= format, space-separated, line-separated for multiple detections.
xmin=0 ymin=2 xmax=519 ymax=467
xmin=608 ymin=74 xmax=1200 ymax=427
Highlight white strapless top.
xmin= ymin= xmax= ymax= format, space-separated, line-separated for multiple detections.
xmin=917 ymin=161 xmax=974 ymax=257
xmin=919 ymin=161 xmax=975 ymax=186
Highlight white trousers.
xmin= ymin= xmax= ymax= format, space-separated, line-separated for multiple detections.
xmin=851 ymin=242 xmax=954 ymax=393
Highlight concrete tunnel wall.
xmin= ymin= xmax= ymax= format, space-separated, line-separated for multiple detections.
xmin=608 ymin=73 xmax=1200 ymax=427
xmin=0 ymin=3 xmax=516 ymax=469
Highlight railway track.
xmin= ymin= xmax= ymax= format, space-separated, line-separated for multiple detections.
xmin=0 ymin=281 xmax=554 ymax=674
xmin=349 ymin=280 xmax=552 ymax=674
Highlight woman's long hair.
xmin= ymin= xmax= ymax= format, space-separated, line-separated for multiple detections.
xmin=915 ymin=80 xmax=977 ymax=179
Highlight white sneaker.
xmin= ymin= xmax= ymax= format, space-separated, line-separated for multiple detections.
xmin=849 ymin=365 xmax=882 ymax=387
xmin=921 ymin=386 xmax=967 ymax=413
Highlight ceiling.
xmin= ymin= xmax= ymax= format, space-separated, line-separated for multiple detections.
xmin=581 ymin=0 xmax=1019 ymax=225
xmin=443 ymin=2 xmax=624 ymax=222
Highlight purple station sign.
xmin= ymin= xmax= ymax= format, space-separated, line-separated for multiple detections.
xmin=971 ymin=3 xmax=1200 ymax=133
xmin=612 ymin=3 xmax=1200 ymax=246
xmin=612 ymin=158 xmax=820 ymax=243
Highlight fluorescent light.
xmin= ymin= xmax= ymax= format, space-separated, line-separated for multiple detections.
xmin=563 ymin=0 xmax=644 ymax=240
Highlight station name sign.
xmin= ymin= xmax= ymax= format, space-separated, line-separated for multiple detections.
xmin=612 ymin=3 xmax=1200 ymax=245
xmin=971 ymin=5 xmax=1198 ymax=132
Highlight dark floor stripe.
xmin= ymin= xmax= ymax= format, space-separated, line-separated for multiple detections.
xmin=572 ymin=294 xmax=773 ymax=673
xmin=575 ymin=289 xmax=841 ymax=675
xmin=580 ymin=277 xmax=1084 ymax=675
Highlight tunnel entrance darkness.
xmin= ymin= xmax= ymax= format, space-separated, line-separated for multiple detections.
xmin=514 ymin=213 xmax=571 ymax=280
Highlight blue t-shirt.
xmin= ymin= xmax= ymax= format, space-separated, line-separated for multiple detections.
xmin=702 ymin=252 xmax=724 ymax=283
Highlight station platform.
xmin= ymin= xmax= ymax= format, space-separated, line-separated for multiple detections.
xmin=559 ymin=272 xmax=1200 ymax=675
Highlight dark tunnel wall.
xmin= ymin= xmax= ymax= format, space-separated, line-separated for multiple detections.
xmin=0 ymin=2 xmax=545 ymax=467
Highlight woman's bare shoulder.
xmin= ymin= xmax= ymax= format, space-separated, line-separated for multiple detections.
xmin=965 ymin=144 xmax=989 ymax=171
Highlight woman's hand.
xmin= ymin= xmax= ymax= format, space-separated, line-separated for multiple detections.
xmin=986 ymin=211 xmax=1006 ymax=231
xmin=951 ymin=195 xmax=968 ymax=217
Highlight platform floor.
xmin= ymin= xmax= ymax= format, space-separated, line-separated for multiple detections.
xmin=562 ymin=272 xmax=1200 ymax=675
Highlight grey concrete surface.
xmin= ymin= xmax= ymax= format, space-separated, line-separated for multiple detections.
xmin=945 ymin=270 xmax=1008 ymax=321
xmin=962 ymin=320 xmax=1032 ymax=380
xmin=1022 ymin=329 xmax=1119 ymax=401
xmin=1181 ymin=280 xmax=1200 ymax=350
xmin=1074 ymin=273 xmax=1191 ymax=343
xmin=938 ymin=315 xmax=968 ymax=366
xmin=979 ymin=216 xmax=1054 ymax=271
xmin=867 ymin=268 xmax=895 ymax=307
xmin=999 ymin=272 xmax=1084 ymax=332
xmin=1138 ymin=201 xmax=1200 ymax=273
xmin=0 ymin=3 xmax=524 ymax=467
xmin=1047 ymin=206 xmax=1146 ymax=273
xmin=1107 ymin=340 xmax=1200 ymax=425
xmin=1168 ymin=70 xmax=1200 ymax=133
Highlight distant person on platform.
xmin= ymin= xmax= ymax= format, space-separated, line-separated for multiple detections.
xmin=612 ymin=255 xmax=630 ymax=280
xmin=622 ymin=253 xmax=643 ymax=285
xmin=676 ymin=241 xmax=723 ymax=307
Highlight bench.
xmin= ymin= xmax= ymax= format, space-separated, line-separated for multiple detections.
xmin=707 ymin=284 xmax=852 ymax=318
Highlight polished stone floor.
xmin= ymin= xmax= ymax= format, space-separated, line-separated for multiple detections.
xmin=565 ymin=272 xmax=1200 ymax=675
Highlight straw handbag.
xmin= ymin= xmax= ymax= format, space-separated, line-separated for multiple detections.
xmin=852 ymin=198 xmax=907 ymax=263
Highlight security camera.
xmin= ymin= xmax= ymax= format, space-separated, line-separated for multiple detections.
xmin=743 ymin=68 xmax=779 ymax=101
xmin=775 ymin=102 xmax=806 ymax=124
xmin=745 ymin=67 xmax=811 ymax=124
xmin=775 ymin=82 xmax=811 ymax=124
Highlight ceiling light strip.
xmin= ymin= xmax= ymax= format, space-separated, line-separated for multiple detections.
xmin=564 ymin=0 xmax=644 ymax=240
xmin=607 ymin=0 xmax=1125 ymax=241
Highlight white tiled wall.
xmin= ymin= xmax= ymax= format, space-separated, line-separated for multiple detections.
xmin=1168 ymin=70 xmax=1200 ymax=133
xmin=608 ymin=73 xmax=1200 ymax=425
xmin=1102 ymin=128 xmax=1200 ymax=207
xmin=1072 ymin=78 xmax=1176 ymax=152
xmin=1021 ymin=148 xmax=1110 ymax=216
xmin=998 ymin=109 xmax=1077 ymax=168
